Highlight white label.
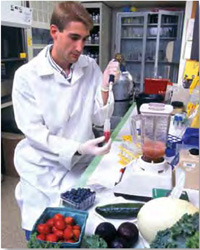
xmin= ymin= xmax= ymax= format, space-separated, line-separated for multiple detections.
xmin=183 ymin=162 xmax=196 ymax=170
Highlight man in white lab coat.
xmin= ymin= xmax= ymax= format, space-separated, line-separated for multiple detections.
xmin=12 ymin=1 xmax=119 ymax=237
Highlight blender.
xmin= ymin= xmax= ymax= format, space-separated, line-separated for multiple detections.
xmin=113 ymin=103 xmax=174 ymax=200
xmin=139 ymin=102 xmax=173 ymax=172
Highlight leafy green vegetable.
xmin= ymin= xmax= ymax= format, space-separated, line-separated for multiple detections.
xmin=81 ymin=235 xmax=108 ymax=248
xmin=150 ymin=212 xmax=199 ymax=248
xmin=27 ymin=233 xmax=61 ymax=248
xmin=186 ymin=231 xmax=199 ymax=248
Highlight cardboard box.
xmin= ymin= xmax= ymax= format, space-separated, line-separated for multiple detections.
xmin=2 ymin=133 xmax=24 ymax=177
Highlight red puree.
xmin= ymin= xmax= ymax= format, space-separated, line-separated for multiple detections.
xmin=142 ymin=140 xmax=166 ymax=160
xmin=104 ymin=131 xmax=110 ymax=142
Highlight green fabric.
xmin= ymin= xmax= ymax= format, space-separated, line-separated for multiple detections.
xmin=75 ymin=103 xmax=136 ymax=188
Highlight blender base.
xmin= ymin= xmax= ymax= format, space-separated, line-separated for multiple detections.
xmin=113 ymin=157 xmax=173 ymax=199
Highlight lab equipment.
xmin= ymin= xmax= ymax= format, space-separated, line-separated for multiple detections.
xmin=112 ymin=53 xmax=134 ymax=117
xmin=114 ymin=103 xmax=174 ymax=199
xmin=140 ymin=103 xmax=173 ymax=162
xmin=135 ymin=93 xmax=164 ymax=114
xmin=103 ymin=118 xmax=111 ymax=142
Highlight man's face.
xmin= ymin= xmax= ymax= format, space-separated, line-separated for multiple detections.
xmin=50 ymin=21 xmax=90 ymax=65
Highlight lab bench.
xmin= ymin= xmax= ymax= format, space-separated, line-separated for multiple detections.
xmin=72 ymin=102 xmax=199 ymax=248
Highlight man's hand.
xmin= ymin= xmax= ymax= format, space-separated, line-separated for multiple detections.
xmin=102 ymin=59 xmax=120 ymax=91
xmin=78 ymin=136 xmax=112 ymax=155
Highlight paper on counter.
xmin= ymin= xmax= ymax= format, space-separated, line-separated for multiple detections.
xmin=86 ymin=141 xmax=124 ymax=189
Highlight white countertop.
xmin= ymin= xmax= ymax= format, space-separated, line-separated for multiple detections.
xmin=75 ymin=103 xmax=199 ymax=247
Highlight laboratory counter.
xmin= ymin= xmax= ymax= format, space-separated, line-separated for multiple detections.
xmin=70 ymin=102 xmax=199 ymax=248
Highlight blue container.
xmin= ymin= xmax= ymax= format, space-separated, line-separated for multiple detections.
xmin=182 ymin=128 xmax=199 ymax=147
xmin=31 ymin=207 xmax=88 ymax=248
xmin=166 ymin=134 xmax=182 ymax=157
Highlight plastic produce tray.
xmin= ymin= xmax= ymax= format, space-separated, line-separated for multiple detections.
xmin=61 ymin=188 xmax=96 ymax=210
xmin=31 ymin=207 xmax=88 ymax=248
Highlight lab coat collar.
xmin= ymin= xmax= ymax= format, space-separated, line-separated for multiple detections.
xmin=36 ymin=46 xmax=89 ymax=85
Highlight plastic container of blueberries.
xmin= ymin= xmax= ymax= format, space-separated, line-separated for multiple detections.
xmin=61 ymin=190 xmax=96 ymax=211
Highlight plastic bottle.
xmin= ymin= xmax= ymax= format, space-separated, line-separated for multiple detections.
xmin=177 ymin=148 xmax=199 ymax=190
xmin=164 ymin=82 xmax=173 ymax=104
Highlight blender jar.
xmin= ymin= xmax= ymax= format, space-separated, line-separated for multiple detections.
xmin=140 ymin=103 xmax=173 ymax=161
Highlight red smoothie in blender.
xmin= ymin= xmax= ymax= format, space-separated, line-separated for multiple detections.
xmin=142 ymin=140 xmax=166 ymax=161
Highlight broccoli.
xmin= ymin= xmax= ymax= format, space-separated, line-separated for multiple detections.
xmin=150 ymin=212 xmax=199 ymax=248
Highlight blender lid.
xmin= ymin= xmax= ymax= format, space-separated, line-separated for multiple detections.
xmin=140 ymin=103 xmax=173 ymax=114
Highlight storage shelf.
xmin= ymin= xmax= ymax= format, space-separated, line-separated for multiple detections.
xmin=161 ymin=23 xmax=178 ymax=26
xmin=32 ymin=44 xmax=46 ymax=48
xmin=1 ymin=101 xmax=13 ymax=109
xmin=1 ymin=58 xmax=26 ymax=62
xmin=116 ymin=10 xmax=183 ymax=89
xmin=122 ymin=24 xmax=144 ymax=26
xmin=82 ymin=2 xmax=111 ymax=70
xmin=85 ymin=44 xmax=99 ymax=46
xmin=145 ymin=60 xmax=179 ymax=64
xmin=148 ymin=23 xmax=178 ymax=26
xmin=126 ymin=60 xmax=142 ymax=63
xmin=121 ymin=37 xmax=143 ymax=39
xmin=147 ymin=37 xmax=176 ymax=40
xmin=160 ymin=37 xmax=177 ymax=40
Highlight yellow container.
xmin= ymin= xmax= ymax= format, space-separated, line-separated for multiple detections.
xmin=20 ymin=52 xmax=26 ymax=58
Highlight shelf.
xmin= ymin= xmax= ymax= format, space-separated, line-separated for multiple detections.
xmin=147 ymin=37 xmax=176 ymax=40
xmin=145 ymin=60 xmax=179 ymax=64
xmin=1 ymin=95 xmax=13 ymax=109
xmin=161 ymin=23 xmax=178 ymax=26
xmin=160 ymin=37 xmax=176 ymax=40
xmin=121 ymin=37 xmax=143 ymax=40
xmin=32 ymin=44 xmax=47 ymax=49
xmin=148 ymin=23 xmax=178 ymax=26
xmin=116 ymin=10 xmax=183 ymax=87
xmin=126 ymin=60 xmax=142 ymax=63
xmin=148 ymin=23 xmax=158 ymax=26
xmin=122 ymin=24 xmax=144 ymax=27
xmin=145 ymin=60 xmax=155 ymax=63
xmin=85 ymin=44 xmax=99 ymax=47
xmin=1 ymin=101 xmax=13 ymax=109
xmin=1 ymin=58 xmax=26 ymax=62
xmin=159 ymin=61 xmax=179 ymax=65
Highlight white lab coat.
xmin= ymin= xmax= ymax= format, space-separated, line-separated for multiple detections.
xmin=12 ymin=45 xmax=114 ymax=230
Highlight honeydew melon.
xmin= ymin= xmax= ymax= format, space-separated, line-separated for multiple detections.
xmin=137 ymin=197 xmax=199 ymax=243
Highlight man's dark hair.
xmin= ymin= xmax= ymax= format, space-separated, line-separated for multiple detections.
xmin=50 ymin=1 xmax=93 ymax=31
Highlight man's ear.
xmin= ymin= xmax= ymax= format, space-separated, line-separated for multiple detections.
xmin=50 ymin=25 xmax=58 ymax=40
